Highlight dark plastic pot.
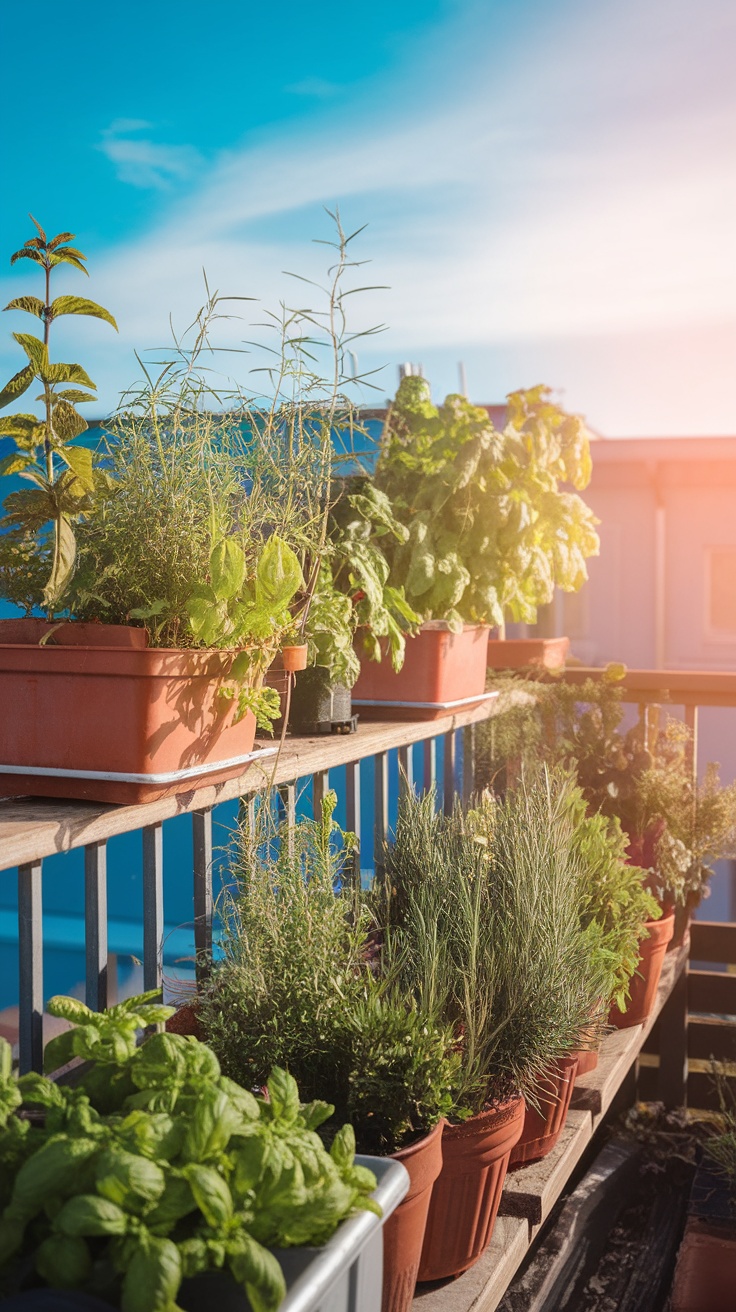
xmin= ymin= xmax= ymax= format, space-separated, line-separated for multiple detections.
xmin=509 ymin=1056 xmax=579 ymax=1166
xmin=417 ymin=1097 xmax=525 ymax=1281
xmin=382 ymin=1120 xmax=444 ymax=1312
xmin=289 ymin=667 xmax=353 ymax=733
xmin=0 ymin=631 xmax=262 ymax=804
xmin=353 ymin=623 xmax=490 ymax=721
xmin=486 ymin=636 xmax=570 ymax=670
xmin=609 ymin=912 xmax=675 ymax=1029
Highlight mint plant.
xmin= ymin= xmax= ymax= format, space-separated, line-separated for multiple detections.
xmin=0 ymin=218 xmax=117 ymax=615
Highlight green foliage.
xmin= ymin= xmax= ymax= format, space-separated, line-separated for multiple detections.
xmin=705 ymin=1064 xmax=736 ymax=1197
xmin=374 ymin=377 xmax=599 ymax=627
xmin=305 ymin=478 xmax=420 ymax=688
xmin=198 ymin=793 xmax=458 ymax=1153
xmin=0 ymin=998 xmax=377 ymax=1310
xmin=563 ymin=781 xmax=660 ymax=1010
xmin=379 ymin=768 xmax=610 ymax=1115
xmin=0 ymin=218 xmax=117 ymax=614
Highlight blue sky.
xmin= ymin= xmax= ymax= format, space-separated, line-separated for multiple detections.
xmin=1 ymin=0 xmax=734 ymax=435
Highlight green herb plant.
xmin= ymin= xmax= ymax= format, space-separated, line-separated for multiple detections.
xmin=304 ymin=478 xmax=420 ymax=689
xmin=374 ymin=378 xmax=600 ymax=632
xmin=0 ymin=998 xmax=378 ymax=1312
xmin=0 ymin=218 xmax=117 ymax=615
xmin=379 ymin=768 xmax=610 ymax=1116
xmin=198 ymin=792 xmax=459 ymax=1154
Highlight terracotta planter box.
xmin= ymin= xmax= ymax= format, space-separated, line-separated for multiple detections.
xmin=671 ymin=1218 xmax=736 ymax=1312
xmin=382 ymin=1120 xmax=444 ymax=1312
xmin=486 ymin=636 xmax=570 ymax=671
xmin=417 ymin=1097 xmax=525 ymax=1282
xmin=353 ymin=623 xmax=492 ymax=721
xmin=608 ymin=912 xmax=675 ymax=1029
xmin=0 ymin=625 xmax=269 ymax=805
xmin=509 ymin=1055 xmax=579 ymax=1167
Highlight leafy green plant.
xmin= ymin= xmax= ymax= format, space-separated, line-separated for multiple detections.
xmin=304 ymin=478 xmax=420 ymax=688
xmin=0 ymin=999 xmax=378 ymax=1312
xmin=198 ymin=793 xmax=458 ymax=1153
xmin=475 ymin=669 xmax=736 ymax=910
xmin=0 ymin=218 xmax=117 ymax=614
xmin=373 ymin=378 xmax=599 ymax=630
xmin=564 ymin=782 xmax=660 ymax=1010
xmin=379 ymin=768 xmax=610 ymax=1115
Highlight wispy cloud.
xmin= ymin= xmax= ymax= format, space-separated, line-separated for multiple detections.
xmin=285 ymin=77 xmax=342 ymax=99
xmin=3 ymin=0 xmax=734 ymax=433
xmin=99 ymin=121 xmax=203 ymax=190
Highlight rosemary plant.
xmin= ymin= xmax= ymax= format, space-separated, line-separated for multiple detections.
xmin=379 ymin=768 xmax=610 ymax=1115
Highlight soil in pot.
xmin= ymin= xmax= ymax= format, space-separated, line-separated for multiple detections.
xmin=508 ymin=1055 xmax=579 ymax=1167
xmin=353 ymin=623 xmax=490 ymax=721
xmin=486 ymin=635 xmax=570 ymax=671
xmin=382 ymin=1120 xmax=444 ymax=1312
xmin=609 ymin=912 xmax=675 ymax=1029
xmin=417 ymin=1096 xmax=525 ymax=1282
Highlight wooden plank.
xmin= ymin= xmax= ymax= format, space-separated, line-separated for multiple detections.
xmin=689 ymin=920 xmax=736 ymax=965
xmin=556 ymin=667 xmax=736 ymax=708
xmin=687 ymin=1015 xmax=736 ymax=1062
xmin=413 ymin=1217 xmax=529 ymax=1312
xmin=0 ymin=697 xmax=506 ymax=872
xmin=688 ymin=968 xmax=736 ymax=1015
xmin=499 ymin=1111 xmax=593 ymax=1225
xmin=657 ymin=966 xmax=688 ymax=1107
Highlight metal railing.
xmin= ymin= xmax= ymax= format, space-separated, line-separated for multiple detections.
xmin=0 ymin=697 xmax=501 ymax=1074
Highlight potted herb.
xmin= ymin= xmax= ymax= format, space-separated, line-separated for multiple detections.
xmin=195 ymin=795 xmax=456 ymax=1312
xmin=279 ymin=478 xmax=419 ymax=734
xmin=379 ymin=768 xmax=609 ymax=1278
xmin=353 ymin=378 xmax=598 ymax=712
xmin=0 ymin=992 xmax=407 ymax=1312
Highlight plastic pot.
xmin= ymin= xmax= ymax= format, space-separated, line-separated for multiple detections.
xmin=0 ymin=635 xmax=266 ymax=804
xmin=382 ymin=1120 xmax=444 ymax=1312
xmin=417 ymin=1097 xmax=525 ymax=1281
xmin=178 ymin=1156 xmax=409 ymax=1312
xmin=609 ymin=912 xmax=675 ymax=1029
xmin=572 ymin=1046 xmax=599 ymax=1077
xmin=671 ymin=1218 xmax=736 ymax=1312
xmin=486 ymin=635 xmax=570 ymax=670
xmin=509 ymin=1056 xmax=579 ymax=1167
xmin=0 ymin=617 xmax=147 ymax=648
xmin=353 ymin=622 xmax=491 ymax=721
xmin=281 ymin=644 xmax=308 ymax=673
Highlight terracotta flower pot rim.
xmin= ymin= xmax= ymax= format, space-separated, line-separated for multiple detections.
xmin=443 ymin=1096 xmax=523 ymax=1140
xmin=392 ymin=1117 xmax=445 ymax=1163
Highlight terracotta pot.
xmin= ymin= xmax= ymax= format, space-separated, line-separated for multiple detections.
xmin=353 ymin=622 xmax=491 ymax=721
xmin=0 ymin=639 xmax=263 ymax=805
xmin=571 ymin=1045 xmax=599 ymax=1077
xmin=382 ymin=1120 xmax=444 ymax=1312
xmin=509 ymin=1055 xmax=579 ymax=1166
xmin=671 ymin=1218 xmax=736 ymax=1312
xmin=486 ymin=636 xmax=570 ymax=671
xmin=281 ymin=644 xmax=308 ymax=673
xmin=0 ymin=616 xmax=147 ymax=648
xmin=608 ymin=912 xmax=675 ymax=1029
xmin=417 ymin=1096 xmax=525 ymax=1282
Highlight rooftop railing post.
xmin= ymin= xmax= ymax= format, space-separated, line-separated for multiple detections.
xmin=657 ymin=965 xmax=689 ymax=1108
xmin=193 ymin=809 xmax=213 ymax=982
xmin=18 ymin=860 xmax=43 ymax=1074
xmin=142 ymin=824 xmax=164 ymax=993
xmin=443 ymin=729 xmax=457 ymax=815
xmin=374 ymin=750 xmax=389 ymax=880
xmin=84 ymin=842 xmax=108 ymax=1012
xmin=345 ymin=761 xmax=361 ymax=886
